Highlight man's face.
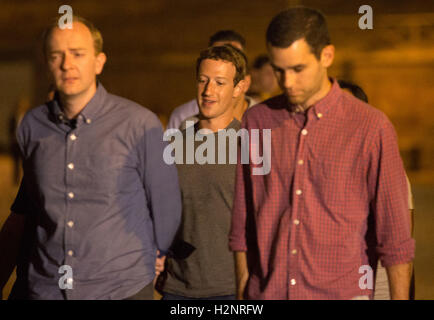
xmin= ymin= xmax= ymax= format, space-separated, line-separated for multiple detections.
xmin=197 ymin=59 xmax=242 ymax=120
xmin=46 ymin=22 xmax=106 ymax=98
xmin=257 ymin=63 xmax=279 ymax=94
xmin=268 ymin=38 xmax=333 ymax=107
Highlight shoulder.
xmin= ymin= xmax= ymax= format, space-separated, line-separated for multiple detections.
xmin=18 ymin=103 xmax=49 ymax=131
xmin=338 ymin=91 xmax=392 ymax=129
xmin=242 ymin=94 xmax=288 ymax=129
xmin=172 ymin=99 xmax=198 ymax=115
xmin=105 ymin=92 xmax=161 ymax=128
xmin=170 ymin=99 xmax=198 ymax=122
xmin=170 ymin=99 xmax=199 ymax=120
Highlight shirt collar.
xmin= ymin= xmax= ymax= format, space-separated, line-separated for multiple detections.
xmin=287 ymin=78 xmax=342 ymax=119
xmin=311 ymin=78 xmax=341 ymax=119
xmin=48 ymin=82 xmax=108 ymax=125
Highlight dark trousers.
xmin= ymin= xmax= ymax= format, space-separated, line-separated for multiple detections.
xmin=124 ymin=281 xmax=154 ymax=300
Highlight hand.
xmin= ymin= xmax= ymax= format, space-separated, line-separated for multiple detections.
xmin=155 ymin=250 xmax=166 ymax=277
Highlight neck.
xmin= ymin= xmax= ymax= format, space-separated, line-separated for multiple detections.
xmin=59 ymin=83 xmax=97 ymax=119
xmin=198 ymin=112 xmax=233 ymax=133
xmin=300 ymin=76 xmax=332 ymax=111
xmin=233 ymin=95 xmax=248 ymax=121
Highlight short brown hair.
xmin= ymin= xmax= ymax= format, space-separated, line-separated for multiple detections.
xmin=196 ymin=44 xmax=247 ymax=86
xmin=42 ymin=15 xmax=103 ymax=58
xmin=208 ymin=30 xmax=246 ymax=51
xmin=266 ymin=7 xmax=331 ymax=59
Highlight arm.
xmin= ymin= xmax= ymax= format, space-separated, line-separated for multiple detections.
xmin=234 ymin=251 xmax=249 ymax=300
xmin=367 ymin=120 xmax=415 ymax=299
xmin=0 ymin=212 xmax=25 ymax=293
xmin=229 ymin=118 xmax=253 ymax=300
xmin=386 ymin=262 xmax=412 ymax=300
xmin=143 ymin=115 xmax=182 ymax=253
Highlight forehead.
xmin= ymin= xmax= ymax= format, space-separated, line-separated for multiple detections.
xmin=267 ymin=39 xmax=316 ymax=66
xmin=48 ymin=22 xmax=93 ymax=50
xmin=199 ymin=58 xmax=236 ymax=78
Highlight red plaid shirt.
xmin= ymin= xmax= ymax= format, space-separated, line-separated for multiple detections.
xmin=229 ymin=79 xmax=415 ymax=300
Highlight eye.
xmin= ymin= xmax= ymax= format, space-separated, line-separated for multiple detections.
xmin=74 ymin=53 xmax=84 ymax=57
xmin=216 ymin=81 xmax=225 ymax=86
xmin=272 ymin=67 xmax=284 ymax=77
xmin=197 ymin=78 xmax=207 ymax=84
xmin=49 ymin=54 xmax=60 ymax=61
xmin=294 ymin=67 xmax=304 ymax=73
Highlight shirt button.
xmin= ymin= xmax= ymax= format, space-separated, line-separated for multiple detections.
xmin=67 ymin=163 xmax=74 ymax=170
xmin=298 ymin=159 xmax=304 ymax=165
xmin=290 ymin=279 xmax=296 ymax=285
xmin=70 ymin=134 xmax=77 ymax=141
xmin=291 ymin=249 xmax=298 ymax=255
xmin=67 ymin=250 xmax=74 ymax=257
xmin=317 ymin=113 xmax=323 ymax=118
xmin=67 ymin=221 xmax=74 ymax=228
xmin=301 ymin=129 xmax=308 ymax=136
xmin=68 ymin=192 xmax=74 ymax=199
xmin=86 ymin=118 xmax=92 ymax=124
xmin=294 ymin=219 xmax=300 ymax=225
xmin=296 ymin=189 xmax=302 ymax=195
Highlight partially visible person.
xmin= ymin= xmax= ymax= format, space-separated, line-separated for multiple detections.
xmin=247 ymin=54 xmax=280 ymax=102
xmin=0 ymin=15 xmax=181 ymax=300
xmin=337 ymin=80 xmax=368 ymax=103
xmin=159 ymin=45 xmax=247 ymax=300
xmin=167 ymin=30 xmax=255 ymax=130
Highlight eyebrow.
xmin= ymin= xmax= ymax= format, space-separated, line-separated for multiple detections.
xmin=49 ymin=48 xmax=87 ymax=54
xmin=198 ymin=75 xmax=229 ymax=81
xmin=270 ymin=63 xmax=306 ymax=71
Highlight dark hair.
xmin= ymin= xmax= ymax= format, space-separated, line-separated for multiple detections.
xmin=252 ymin=54 xmax=271 ymax=69
xmin=196 ymin=44 xmax=247 ymax=86
xmin=208 ymin=30 xmax=246 ymax=50
xmin=338 ymin=80 xmax=368 ymax=103
xmin=42 ymin=15 xmax=103 ymax=58
xmin=266 ymin=7 xmax=331 ymax=59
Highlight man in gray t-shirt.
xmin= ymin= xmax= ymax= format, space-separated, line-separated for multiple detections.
xmin=159 ymin=44 xmax=248 ymax=299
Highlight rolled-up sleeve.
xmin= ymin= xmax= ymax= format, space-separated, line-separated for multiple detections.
xmin=368 ymin=118 xmax=415 ymax=267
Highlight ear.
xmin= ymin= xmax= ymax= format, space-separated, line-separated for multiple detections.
xmin=320 ymin=45 xmax=334 ymax=68
xmin=95 ymin=52 xmax=107 ymax=75
xmin=233 ymin=79 xmax=246 ymax=98
xmin=242 ymin=74 xmax=252 ymax=93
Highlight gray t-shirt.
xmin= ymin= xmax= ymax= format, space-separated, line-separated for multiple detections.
xmin=162 ymin=119 xmax=241 ymax=298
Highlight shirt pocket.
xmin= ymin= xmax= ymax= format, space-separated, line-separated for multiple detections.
xmin=80 ymin=154 xmax=128 ymax=195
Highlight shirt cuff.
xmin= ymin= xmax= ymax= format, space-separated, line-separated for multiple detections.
xmin=379 ymin=237 xmax=415 ymax=267
xmin=157 ymin=250 xmax=168 ymax=258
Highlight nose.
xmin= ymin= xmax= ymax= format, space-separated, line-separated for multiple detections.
xmin=61 ymin=53 xmax=73 ymax=71
xmin=202 ymin=81 xmax=215 ymax=97
xmin=282 ymin=70 xmax=296 ymax=90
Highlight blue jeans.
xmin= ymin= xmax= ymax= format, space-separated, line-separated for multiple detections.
xmin=162 ymin=292 xmax=235 ymax=300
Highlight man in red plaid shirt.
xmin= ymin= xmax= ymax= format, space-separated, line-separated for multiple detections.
xmin=229 ymin=7 xmax=415 ymax=300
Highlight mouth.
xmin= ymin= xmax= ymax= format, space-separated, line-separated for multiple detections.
xmin=62 ymin=77 xmax=79 ymax=84
xmin=201 ymin=98 xmax=217 ymax=107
